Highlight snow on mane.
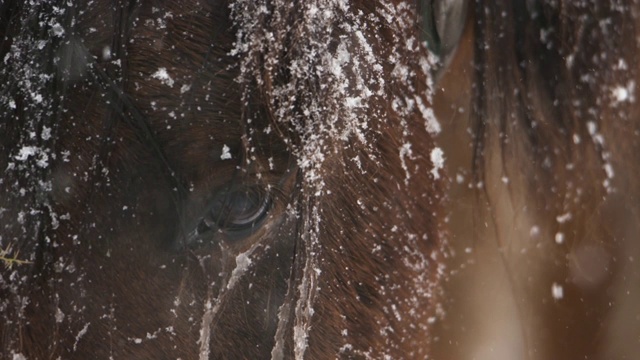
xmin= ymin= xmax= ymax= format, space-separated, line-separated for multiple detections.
xmin=229 ymin=1 xmax=439 ymax=358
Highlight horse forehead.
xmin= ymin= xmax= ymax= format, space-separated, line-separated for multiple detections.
xmin=76 ymin=1 xmax=246 ymax=178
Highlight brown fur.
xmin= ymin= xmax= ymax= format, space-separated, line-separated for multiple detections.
xmin=0 ymin=0 xmax=443 ymax=358
xmin=433 ymin=2 xmax=640 ymax=359
xmin=5 ymin=1 xmax=637 ymax=359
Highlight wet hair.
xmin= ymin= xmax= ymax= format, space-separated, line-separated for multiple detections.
xmin=0 ymin=1 xmax=445 ymax=358
xmin=468 ymin=2 xmax=640 ymax=358
xmin=472 ymin=1 xmax=640 ymax=203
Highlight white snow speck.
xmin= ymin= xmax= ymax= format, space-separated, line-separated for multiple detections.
xmin=551 ymin=282 xmax=564 ymax=300
xmin=220 ymin=144 xmax=232 ymax=160
xmin=32 ymin=93 xmax=43 ymax=104
xmin=73 ymin=323 xmax=90 ymax=351
xmin=603 ymin=163 xmax=615 ymax=179
xmin=611 ymin=80 xmax=635 ymax=105
xmin=14 ymin=146 xmax=38 ymax=161
xmin=227 ymin=251 xmax=253 ymax=290
xmin=102 ymin=46 xmax=111 ymax=61
xmin=399 ymin=143 xmax=414 ymax=184
xmin=555 ymin=232 xmax=565 ymax=244
xmin=529 ymin=225 xmax=540 ymax=237
xmin=430 ymin=147 xmax=444 ymax=180
xmin=198 ymin=298 xmax=222 ymax=360
xmin=180 ymin=84 xmax=191 ymax=94
xmin=572 ymin=134 xmax=581 ymax=144
xmin=51 ymin=23 xmax=65 ymax=37
xmin=416 ymin=96 xmax=441 ymax=134
xmin=566 ymin=54 xmax=575 ymax=68
xmin=556 ymin=212 xmax=572 ymax=224
xmin=151 ymin=67 xmax=174 ymax=87
xmin=41 ymin=126 xmax=52 ymax=140
xmin=617 ymin=58 xmax=628 ymax=70
xmin=612 ymin=86 xmax=629 ymax=102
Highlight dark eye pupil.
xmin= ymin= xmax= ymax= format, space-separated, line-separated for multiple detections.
xmin=184 ymin=185 xmax=272 ymax=248
xmin=199 ymin=186 xmax=270 ymax=236
xmin=217 ymin=187 xmax=270 ymax=230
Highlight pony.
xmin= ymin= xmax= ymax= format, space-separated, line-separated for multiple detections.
xmin=2 ymin=0 xmax=639 ymax=359
xmin=0 ymin=0 xmax=447 ymax=358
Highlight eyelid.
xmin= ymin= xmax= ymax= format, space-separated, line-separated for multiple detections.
xmin=182 ymin=184 xmax=272 ymax=248
xmin=226 ymin=195 xmax=270 ymax=228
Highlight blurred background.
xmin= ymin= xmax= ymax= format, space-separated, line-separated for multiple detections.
xmin=430 ymin=21 xmax=640 ymax=360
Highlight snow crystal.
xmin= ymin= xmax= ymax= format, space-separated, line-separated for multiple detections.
xmin=271 ymin=300 xmax=292 ymax=360
xmin=32 ymin=93 xmax=43 ymax=104
xmin=220 ymin=145 xmax=232 ymax=160
xmin=556 ymin=212 xmax=572 ymax=224
xmin=612 ymin=86 xmax=629 ymax=102
xmin=51 ymin=23 xmax=65 ymax=37
xmin=529 ymin=225 xmax=540 ymax=237
xmin=584 ymin=121 xmax=615 ymax=192
xmin=399 ymin=143 xmax=414 ymax=185
xmin=102 ymin=46 xmax=111 ymax=61
xmin=551 ymin=282 xmax=564 ymax=300
xmin=416 ymin=96 xmax=441 ymax=135
xmin=41 ymin=126 xmax=52 ymax=140
xmin=36 ymin=152 xmax=49 ymax=168
xmin=430 ymin=147 xmax=444 ymax=180
xmin=611 ymin=80 xmax=635 ymax=105
xmin=180 ymin=84 xmax=191 ymax=94
xmin=198 ymin=299 xmax=218 ymax=360
xmin=14 ymin=146 xmax=38 ymax=161
xmin=617 ymin=58 xmax=628 ymax=70
xmin=150 ymin=67 xmax=174 ymax=87
xmin=73 ymin=323 xmax=90 ymax=351
xmin=565 ymin=54 xmax=575 ymax=68
xmin=604 ymin=163 xmax=615 ymax=179
xmin=227 ymin=251 xmax=253 ymax=290
xmin=572 ymin=134 xmax=581 ymax=144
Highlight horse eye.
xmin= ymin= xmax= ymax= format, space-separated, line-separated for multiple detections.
xmin=214 ymin=186 xmax=271 ymax=231
xmin=193 ymin=186 xmax=271 ymax=243
xmin=421 ymin=0 xmax=468 ymax=67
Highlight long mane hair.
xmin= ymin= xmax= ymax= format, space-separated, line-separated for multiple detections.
xmin=443 ymin=2 xmax=640 ymax=358
xmin=1 ymin=0 xmax=639 ymax=359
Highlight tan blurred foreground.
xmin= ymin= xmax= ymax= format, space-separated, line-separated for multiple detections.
xmin=432 ymin=22 xmax=640 ymax=360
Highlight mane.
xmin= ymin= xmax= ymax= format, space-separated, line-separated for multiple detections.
xmin=473 ymin=1 xmax=640 ymax=204
xmin=229 ymin=1 xmax=445 ymax=357
xmin=5 ymin=0 xmax=636 ymax=358
xmin=460 ymin=2 xmax=640 ymax=358
xmin=0 ymin=1 xmax=446 ymax=358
